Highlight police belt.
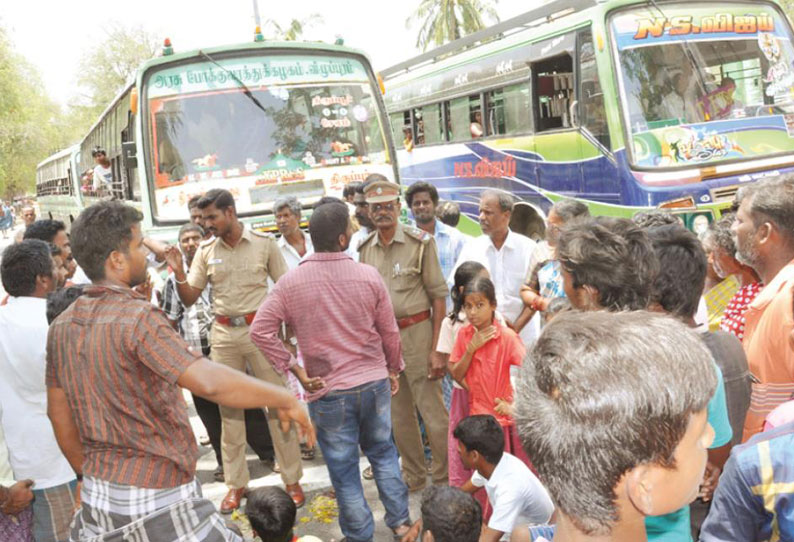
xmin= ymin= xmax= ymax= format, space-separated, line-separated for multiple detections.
xmin=396 ymin=310 xmax=431 ymax=330
xmin=215 ymin=312 xmax=257 ymax=328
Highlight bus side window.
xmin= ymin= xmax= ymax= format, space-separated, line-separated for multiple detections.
xmin=417 ymin=104 xmax=444 ymax=145
xmin=486 ymin=82 xmax=531 ymax=136
xmin=578 ymin=29 xmax=610 ymax=149
xmin=389 ymin=112 xmax=405 ymax=149
xmin=449 ymin=94 xmax=482 ymax=141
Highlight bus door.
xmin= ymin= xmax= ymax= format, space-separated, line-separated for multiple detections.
xmin=575 ymin=27 xmax=620 ymax=204
xmin=530 ymin=32 xmax=587 ymax=197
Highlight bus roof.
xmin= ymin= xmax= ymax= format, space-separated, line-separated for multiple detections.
xmin=36 ymin=144 xmax=78 ymax=170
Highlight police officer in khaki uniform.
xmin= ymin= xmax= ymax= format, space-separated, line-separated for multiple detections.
xmin=165 ymin=189 xmax=304 ymax=513
xmin=359 ymin=180 xmax=450 ymax=490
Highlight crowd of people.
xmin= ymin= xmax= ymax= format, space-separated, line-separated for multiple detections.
xmin=0 ymin=172 xmax=792 ymax=542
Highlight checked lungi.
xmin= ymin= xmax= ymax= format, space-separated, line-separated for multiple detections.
xmin=71 ymin=477 xmax=241 ymax=542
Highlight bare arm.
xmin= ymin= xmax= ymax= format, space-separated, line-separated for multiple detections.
xmin=47 ymin=387 xmax=83 ymax=475
xmin=164 ymin=246 xmax=202 ymax=307
xmin=177 ymin=357 xmax=315 ymax=446
xmin=143 ymin=237 xmax=168 ymax=262
xmin=449 ymin=326 xmax=497 ymax=385
xmin=479 ymin=526 xmax=504 ymax=542
xmin=428 ymin=296 xmax=447 ymax=380
xmin=512 ymin=305 xmax=534 ymax=333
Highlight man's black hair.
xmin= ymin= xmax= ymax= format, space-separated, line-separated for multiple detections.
xmin=244 ymin=487 xmax=296 ymax=542
xmin=91 ymin=147 xmax=106 ymax=158
xmin=197 ymin=188 xmax=236 ymax=212
xmin=405 ymin=181 xmax=439 ymax=207
xmin=1 ymin=240 xmax=54 ymax=297
xmin=70 ymin=201 xmax=143 ymax=282
xmin=558 ymin=217 xmax=658 ymax=311
xmin=309 ymin=202 xmax=350 ymax=252
xmin=632 ymin=209 xmax=681 ymax=229
xmin=187 ymin=194 xmax=202 ymax=210
xmin=647 ymin=224 xmax=707 ymax=320
xmin=436 ymin=201 xmax=461 ymax=227
xmin=421 ymin=485 xmax=482 ymax=542
xmin=343 ymin=181 xmax=362 ymax=199
xmin=316 ymin=196 xmax=346 ymax=206
xmin=23 ymin=219 xmax=66 ymax=243
xmin=46 ymin=286 xmax=85 ymax=324
xmin=453 ymin=415 xmax=504 ymax=465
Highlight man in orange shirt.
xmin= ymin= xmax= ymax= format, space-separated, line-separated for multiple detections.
xmin=732 ymin=175 xmax=794 ymax=441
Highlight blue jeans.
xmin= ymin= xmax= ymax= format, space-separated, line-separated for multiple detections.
xmin=309 ymin=378 xmax=409 ymax=542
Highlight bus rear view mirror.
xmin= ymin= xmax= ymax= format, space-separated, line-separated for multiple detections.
xmin=122 ymin=141 xmax=138 ymax=170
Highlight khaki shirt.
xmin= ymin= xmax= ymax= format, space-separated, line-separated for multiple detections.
xmin=359 ymin=223 xmax=448 ymax=318
xmin=187 ymin=226 xmax=288 ymax=316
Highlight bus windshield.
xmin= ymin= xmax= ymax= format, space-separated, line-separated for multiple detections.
xmin=145 ymin=54 xmax=390 ymax=221
xmin=611 ymin=3 xmax=794 ymax=169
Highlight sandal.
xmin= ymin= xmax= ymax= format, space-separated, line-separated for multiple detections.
xmin=300 ymin=444 xmax=315 ymax=461
xmin=362 ymin=465 xmax=374 ymax=480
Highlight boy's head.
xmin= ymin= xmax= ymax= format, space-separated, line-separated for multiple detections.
xmin=557 ymin=217 xmax=658 ymax=312
xmin=646 ymin=224 xmax=707 ymax=321
xmin=245 ymin=486 xmax=296 ymax=542
xmin=420 ymin=485 xmax=482 ymax=542
xmin=515 ymin=310 xmax=716 ymax=536
xmin=453 ymin=415 xmax=504 ymax=471
xmin=46 ymin=285 xmax=85 ymax=324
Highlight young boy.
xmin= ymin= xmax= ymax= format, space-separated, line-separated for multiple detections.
xmin=514 ymin=310 xmax=717 ymax=542
xmin=245 ymin=487 xmax=297 ymax=542
xmin=455 ymin=415 xmax=554 ymax=541
xmin=401 ymin=485 xmax=483 ymax=542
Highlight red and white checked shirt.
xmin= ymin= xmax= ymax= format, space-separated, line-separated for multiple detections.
xmin=250 ymin=252 xmax=404 ymax=401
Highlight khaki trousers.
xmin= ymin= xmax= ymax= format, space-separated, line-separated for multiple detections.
xmin=392 ymin=319 xmax=449 ymax=488
xmin=210 ymin=324 xmax=302 ymax=488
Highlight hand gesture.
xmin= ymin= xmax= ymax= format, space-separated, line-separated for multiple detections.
xmin=389 ymin=372 xmax=400 ymax=396
xmin=427 ymin=351 xmax=447 ymax=380
xmin=277 ymin=400 xmax=316 ymax=448
xmin=1 ymin=479 xmax=34 ymax=515
xmin=494 ymin=398 xmax=514 ymax=418
xmin=301 ymin=375 xmax=326 ymax=394
xmin=698 ymin=462 xmax=721 ymax=502
xmin=468 ymin=326 xmax=497 ymax=352
xmin=164 ymin=245 xmax=184 ymax=273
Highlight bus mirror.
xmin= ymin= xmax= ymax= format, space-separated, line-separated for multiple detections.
xmin=122 ymin=141 xmax=138 ymax=170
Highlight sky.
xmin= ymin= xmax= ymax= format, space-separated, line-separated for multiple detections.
xmin=3 ymin=0 xmax=531 ymax=106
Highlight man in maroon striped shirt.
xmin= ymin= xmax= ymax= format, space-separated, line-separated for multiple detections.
xmin=250 ymin=201 xmax=411 ymax=542
xmin=45 ymin=201 xmax=314 ymax=540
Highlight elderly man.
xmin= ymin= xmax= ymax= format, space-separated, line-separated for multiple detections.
xmin=251 ymin=201 xmax=410 ymax=542
xmin=274 ymin=197 xmax=313 ymax=269
xmin=731 ymin=176 xmax=794 ymax=441
xmin=13 ymin=206 xmax=36 ymax=243
xmin=359 ymin=180 xmax=450 ymax=491
xmin=451 ymin=190 xmax=536 ymax=343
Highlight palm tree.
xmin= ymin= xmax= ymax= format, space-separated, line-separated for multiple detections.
xmin=407 ymin=0 xmax=499 ymax=51
xmin=264 ymin=14 xmax=323 ymax=41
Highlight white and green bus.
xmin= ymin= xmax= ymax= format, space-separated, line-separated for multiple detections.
xmin=35 ymin=145 xmax=82 ymax=226
xmin=38 ymin=36 xmax=398 ymax=241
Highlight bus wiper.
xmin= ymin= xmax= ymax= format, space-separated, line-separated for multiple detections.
xmin=199 ymin=50 xmax=267 ymax=114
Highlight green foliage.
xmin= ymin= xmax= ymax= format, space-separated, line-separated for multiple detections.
xmin=407 ymin=0 xmax=499 ymax=51
xmin=264 ymin=14 xmax=323 ymax=41
xmin=0 ymin=27 xmax=68 ymax=199
xmin=65 ymin=23 xmax=158 ymax=142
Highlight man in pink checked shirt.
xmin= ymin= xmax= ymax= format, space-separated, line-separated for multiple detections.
xmin=250 ymin=200 xmax=411 ymax=542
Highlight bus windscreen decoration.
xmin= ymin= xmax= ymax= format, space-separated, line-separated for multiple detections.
xmin=634 ymin=13 xmax=774 ymax=40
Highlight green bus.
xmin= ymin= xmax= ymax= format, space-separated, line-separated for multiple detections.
xmin=383 ymin=0 xmax=794 ymax=237
xmin=38 ymin=35 xmax=398 ymax=241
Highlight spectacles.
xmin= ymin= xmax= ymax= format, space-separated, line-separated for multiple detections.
xmin=372 ymin=203 xmax=396 ymax=213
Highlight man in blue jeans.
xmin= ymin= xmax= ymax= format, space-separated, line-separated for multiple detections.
xmin=251 ymin=200 xmax=410 ymax=542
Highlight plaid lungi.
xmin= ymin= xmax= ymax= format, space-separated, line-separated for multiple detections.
xmin=32 ymin=480 xmax=77 ymax=542
xmin=71 ymin=477 xmax=241 ymax=542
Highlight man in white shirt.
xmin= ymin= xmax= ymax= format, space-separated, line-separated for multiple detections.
xmin=91 ymin=147 xmax=113 ymax=191
xmin=274 ymin=197 xmax=314 ymax=269
xmin=455 ymin=415 xmax=554 ymax=542
xmin=451 ymin=190 xmax=536 ymax=343
xmin=0 ymin=240 xmax=77 ymax=542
